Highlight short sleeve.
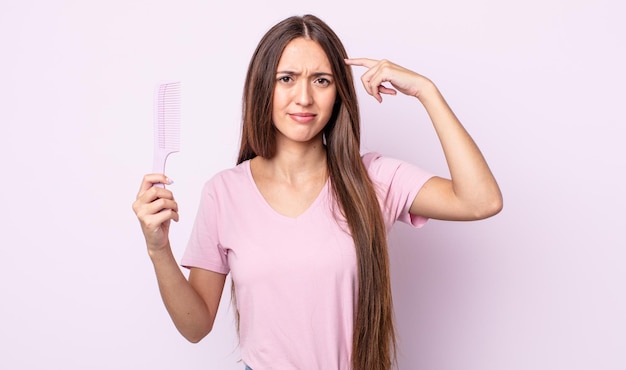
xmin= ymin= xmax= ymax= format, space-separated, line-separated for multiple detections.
xmin=363 ymin=152 xmax=435 ymax=229
xmin=181 ymin=180 xmax=230 ymax=274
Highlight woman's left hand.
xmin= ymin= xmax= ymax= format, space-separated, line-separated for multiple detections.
xmin=344 ymin=58 xmax=432 ymax=102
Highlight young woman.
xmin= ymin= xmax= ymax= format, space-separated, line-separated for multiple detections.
xmin=133 ymin=14 xmax=502 ymax=370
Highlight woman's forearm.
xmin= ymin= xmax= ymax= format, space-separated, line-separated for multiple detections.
xmin=418 ymin=82 xmax=503 ymax=217
xmin=149 ymin=246 xmax=215 ymax=343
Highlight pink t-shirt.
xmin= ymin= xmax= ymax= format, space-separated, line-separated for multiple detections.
xmin=181 ymin=152 xmax=434 ymax=369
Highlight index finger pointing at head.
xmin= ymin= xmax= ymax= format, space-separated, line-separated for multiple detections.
xmin=344 ymin=58 xmax=378 ymax=68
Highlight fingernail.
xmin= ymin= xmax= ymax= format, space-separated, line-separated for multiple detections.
xmin=166 ymin=177 xmax=174 ymax=185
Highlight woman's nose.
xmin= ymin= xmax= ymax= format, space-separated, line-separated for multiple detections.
xmin=295 ymin=81 xmax=313 ymax=106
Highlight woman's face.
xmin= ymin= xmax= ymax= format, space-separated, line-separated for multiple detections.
xmin=272 ymin=37 xmax=337 ymax=148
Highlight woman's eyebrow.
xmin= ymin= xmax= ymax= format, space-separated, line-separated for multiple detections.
xmin=276 ymin=70 xmax=333 ymax=77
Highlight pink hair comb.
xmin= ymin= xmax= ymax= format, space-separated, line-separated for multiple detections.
xmin=152 ymin=81 xmax=181 ymax=188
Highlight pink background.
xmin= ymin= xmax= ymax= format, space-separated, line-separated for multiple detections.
xmin=2 ymin=0 xmax=624 ymax=369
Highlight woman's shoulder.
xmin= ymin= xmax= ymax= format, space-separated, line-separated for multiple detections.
xmin=361 ymin=151 xmax=433 ymax=183
xmin=201 ymin=160 xmax=252 ymax=191
xmin=361 ymin=151 xmax=382 ymax=169
xmin=361 ymin=151 xmax=404 ymax=172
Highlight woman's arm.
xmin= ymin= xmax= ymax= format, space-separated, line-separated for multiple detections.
xmin=149 ymin=248 xmax=226 ymax=343
xmin=411 ymin=82 xmax=502 ymax=220
xmin=132 ymin=174 xmax=226 ymax=342
xmin=345 ymin=58 xmax=503 ymax=221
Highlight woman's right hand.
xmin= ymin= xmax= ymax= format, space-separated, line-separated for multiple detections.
xmin=132 ymin=174 xmax=179 ymax=253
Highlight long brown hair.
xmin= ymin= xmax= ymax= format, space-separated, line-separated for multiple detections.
xmin=237 ymin=14 xmax=395 ymax=369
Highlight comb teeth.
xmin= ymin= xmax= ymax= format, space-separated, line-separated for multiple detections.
xmin=155 ymin=81 xmax=181 ymax=151
xmin=152 ymin=81 xmax=181 ymax=177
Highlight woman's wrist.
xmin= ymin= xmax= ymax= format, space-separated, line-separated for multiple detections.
xmin=414 ymin=77 xmax=439 ymax=103
xmin=148 ymin=243 xmax=174 ymax=263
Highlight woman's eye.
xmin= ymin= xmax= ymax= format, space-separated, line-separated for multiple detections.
xmin=316 ymin=78 xmax=331 ymax=86
xmin=278 ymin=76 xmax=292 ymax=83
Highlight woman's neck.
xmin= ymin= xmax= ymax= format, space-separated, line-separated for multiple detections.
xmin=255 ymin=140 xmax=327 ymax=185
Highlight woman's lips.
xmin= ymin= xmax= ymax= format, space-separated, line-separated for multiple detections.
xmin=289 ymin=112 xmax=316 ymax=123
